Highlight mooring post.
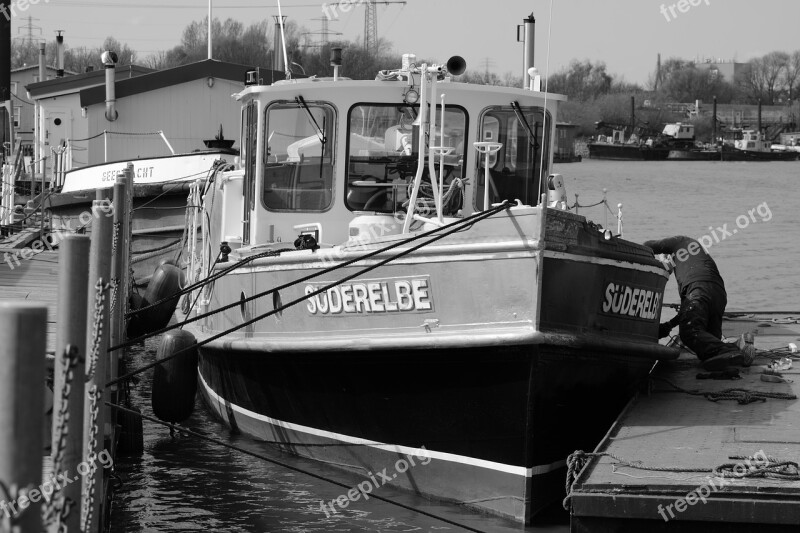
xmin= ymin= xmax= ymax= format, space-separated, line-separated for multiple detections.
xmin=81 ymin=196 xmax=114 ymax=533
xmin=49 ymin=235 xmax=90 ymax=532
xmin=122 ymin=163 xmax=134 ymax=333
xmin=0 ymin=302 xmax=47 ymax=533
xmin=109 ymin=173 xmax=128 ymax=392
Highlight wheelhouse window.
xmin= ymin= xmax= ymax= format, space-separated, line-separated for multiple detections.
xmin=262 ymin=101 xmax=335 ymax=212
xmin=346 ymin=104 xmax=467 ymax=214
xmin=475 ymin=105 xmax=550 ymax=210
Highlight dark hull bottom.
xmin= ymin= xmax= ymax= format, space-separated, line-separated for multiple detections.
xmin=553 ymin=154 xmax=583 ymax=163
xmin=588 ymin=144 xmax=671 ymax=161
xmin=197 ymin=344 xmax=655 ymax=523
xmin=721 ymin=150 xmax=799 ymax=161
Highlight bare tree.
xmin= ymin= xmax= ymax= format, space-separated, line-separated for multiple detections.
xmin=783 ymin=50 xmax=800 ymax=102
xmin=740 ymin=57 xmax=767 ymax=103
xmin=763 ymin=51 xmax=789 ymax=103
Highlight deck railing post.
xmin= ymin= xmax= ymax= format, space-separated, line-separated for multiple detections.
xmin=81 ymin=194 xmax=114 ymax=533
xmin=0 ymin=302 xmax=47 ymax=533
xmin=50 ymin=235 xmax=91 ymax=532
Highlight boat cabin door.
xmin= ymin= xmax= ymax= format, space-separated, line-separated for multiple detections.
xmin=241 ymin=100 xmax=258 ymax=245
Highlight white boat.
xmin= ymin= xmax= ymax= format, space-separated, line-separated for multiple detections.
xmin=46 ymin=148 xmax=236 ymax=284
xmin=167 ymin=45 xmax=678 ymax=524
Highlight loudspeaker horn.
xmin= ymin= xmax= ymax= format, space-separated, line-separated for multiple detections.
xmin=446 ymin=55 xmax=466 ymax=76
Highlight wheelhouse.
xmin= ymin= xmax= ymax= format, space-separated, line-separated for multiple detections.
xmin=222 ymin=77 xmax=563 ymax=250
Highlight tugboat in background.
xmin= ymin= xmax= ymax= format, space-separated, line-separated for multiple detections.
xmin=588 ymin=97 xmax=693 ymax=160
xmin=721 ymin=128 xmax=799 ymax=161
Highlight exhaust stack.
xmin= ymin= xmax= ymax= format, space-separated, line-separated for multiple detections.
xmin=56 ymin=31 xmax=65 ymax=78
xmin=273 ymin=16 xmax=287 ymax=74
xmin=38 ymin=42 xmax=46 ymax=81
xmin=102 ymin=51 xmax=118 ymax=122
xmin=521 ymin=13 xmax=535 ymax=89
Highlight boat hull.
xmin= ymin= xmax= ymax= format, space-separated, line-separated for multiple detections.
xmin=720 ymin=148 xmax=799 ymax=161
xmin=47 ymin=186 xmax=192 ymax=285
xmin=187 ymin=208 xmax=675 ymax=523
xmin=587 ymin=143 xmax=670 ymax=161
xmin=197 ymin=342 xmax=656 ymax=523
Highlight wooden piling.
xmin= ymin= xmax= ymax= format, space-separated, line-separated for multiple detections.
xmin=109 ymin=175 xmax=128 ymax=384
xmin=50 ymin=235 xmax=90 ymax=532
xmin=81 ymin=196 xmax=113 ymax=533
xmin=0 ymin=302 xmax=47 ymax=533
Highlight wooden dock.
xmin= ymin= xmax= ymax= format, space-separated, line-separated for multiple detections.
xmin=568 ymin=314 xmax=800 ymax=532
xmin=0 ymin=230 xmax=59 ymax=353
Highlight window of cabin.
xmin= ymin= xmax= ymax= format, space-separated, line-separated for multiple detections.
xmin=13 ymin=106 xmax=20 ymax=128
xmin=345 ymin=103 xmax=467 ymax=215
xmin=475 ymin=105 xmax=550 ymax=210
xmin=10 ymin=82 xmax=17 ymax=95
xmin=262 ymin=101 xmax=335 ymax=212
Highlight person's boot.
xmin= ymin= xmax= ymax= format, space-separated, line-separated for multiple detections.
xmin=702 ymin=351 xmax=745 ymax=371
xmin=736 ymin=333 xmax=756 ymax=367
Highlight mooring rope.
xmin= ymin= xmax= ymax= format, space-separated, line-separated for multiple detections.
xmin=106 ymin=201 xmax=510 ymax=387
xmin=113 ymin=201 xmax=510 ymax=350
xmin=105 ymin=402 xmax=489 ymax=533
xmin=651 ymin=376 xmax=797 ymax=404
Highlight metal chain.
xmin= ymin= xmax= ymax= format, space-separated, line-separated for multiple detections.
xmin=80 ymin=386 xmax=102 ymax=533
xmin=42 ymin=345 xmax=79 ymax=531
xmin=111 ymin=221 xmax=120 ymax=254
xmin=86 ymin=278 xmax=114 ymax=381
xmin=109 ymin=278 xmax=120 ymax=315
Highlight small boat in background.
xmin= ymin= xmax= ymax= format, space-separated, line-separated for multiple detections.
xmin=46 ymin=143 xmax=237 ymax=285
xmin=722 ymin=129 xmax=799 ymax=161
xmin=588 ymin=118 xmax=694 ymax=161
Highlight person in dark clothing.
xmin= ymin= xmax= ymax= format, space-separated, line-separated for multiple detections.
xmin=644 ymin=236 xmax=750 ymax=371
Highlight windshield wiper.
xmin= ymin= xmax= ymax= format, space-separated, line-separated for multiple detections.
xmin=296 ymin=95 xmax=326 ymax=145
xmin=511 ymin=100 xmax=539 ymax=149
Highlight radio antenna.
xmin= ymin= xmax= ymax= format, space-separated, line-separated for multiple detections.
xmin=277 ymin=0 xmax=291 ymax=79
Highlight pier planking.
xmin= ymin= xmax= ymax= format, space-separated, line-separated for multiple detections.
xmin=0 ymin=245 xmax=59 ymax=354
xmin=569 ymin=314 xmax=800 ymax=532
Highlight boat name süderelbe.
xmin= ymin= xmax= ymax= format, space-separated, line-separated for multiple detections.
xmin=601 ymin=283 xmax=662 ymax=320
xmin=305 ymin=276 xmax=433 ymax=315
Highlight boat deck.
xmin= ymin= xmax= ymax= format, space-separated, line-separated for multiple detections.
xmin=569 ymin=314 xmax=800 ymax=532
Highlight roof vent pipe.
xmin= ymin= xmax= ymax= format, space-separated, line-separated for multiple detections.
xmin=56 ymin=31 xmax=65 ymax=77
xmin=102 ymin=50 xmax=118 ymax=122
xmin=38 ymin=42 xmax=45 ymax=82
xmin=520 ymin=13 xmax=535 ymax=89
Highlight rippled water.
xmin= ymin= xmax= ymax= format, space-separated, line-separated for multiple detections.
xmin=558 ymin=159 xmax=800 ymax=311
xmin=111 ymin=160 xmax=800 ymax=532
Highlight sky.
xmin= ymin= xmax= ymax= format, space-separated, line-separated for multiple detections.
xmin=7 ymin=0 xmax=800 ymax=84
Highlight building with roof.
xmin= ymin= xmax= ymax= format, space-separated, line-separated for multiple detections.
xmin=28 ymin=59 xmax=283 ymax=169
xmin=10 ymin=65 xmax=75 ymax=149
xmin=26 ymin=64 xmax=153 ymax=170
xmin=76 ymin=60 xmax=284 ymax=166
